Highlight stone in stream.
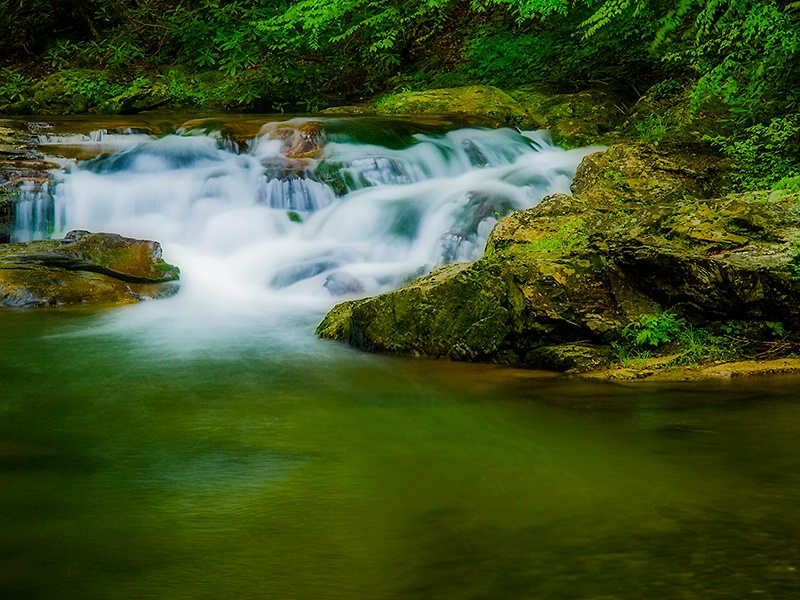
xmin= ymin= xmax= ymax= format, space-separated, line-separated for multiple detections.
xmin=0 ymin=230 xmax=180 ymax=308
xmin=317 ymin=142 xmax=800 ymax=372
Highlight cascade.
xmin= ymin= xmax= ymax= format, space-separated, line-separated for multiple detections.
xmin=11 ymin=118 xmax=601 ymax=345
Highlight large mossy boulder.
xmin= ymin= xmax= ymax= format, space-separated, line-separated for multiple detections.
xmin=93 ymin=84 xmax=172 ymax=115
xmin=317 ymin=142 xmax=800 ymax=371
xmin=375 ymin=85 xmax=533 ymax=128
xmin=0 ymin=230 xmax=180 ymax=308
xmin=373 ymin=85 xmax=637 ymax=147
xmin=509 ymin=87 xmax=630 ymax=147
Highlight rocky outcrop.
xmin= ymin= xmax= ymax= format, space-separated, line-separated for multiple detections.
xmin=94 ymin=85 xmax=173 ymax=115
xmin=375 ymin=85 xmax=533 ymax=129
xmin=317 ymin=142 xmax=800 ymax=371
xmin=371 ymin=85 xmax=629 ymax=146
xmin=0 ymin=230 xmax=180 ymax=308
xmin=510 ymin=87 xmax=631 ymax=147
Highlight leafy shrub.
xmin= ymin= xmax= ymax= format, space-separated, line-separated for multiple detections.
xmin=0 ymin=68 xmax=30 ymax=103
xmin=712 ymin=116 xmax=800 ymax=189
xmin=622 ymin=310 xmax=684 ymax=348
xmin=633 ymin=113 xmax=668 ymax=143
xmin=616 ymin=308 xmax=740 ymax=364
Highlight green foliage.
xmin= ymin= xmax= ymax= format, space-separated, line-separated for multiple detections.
xmin=633 ymin=113 xmax=667 ymax=143
xmin=54 ymin=69 xmax=127 ymax=105
xmin=583 ymin=1 xmax=800 ymax=124
xmin=776 ymin=176 xmax=800 ymax=193
xmin=711 ymin=116 xmax=800 ymax=189
xmin=0 ymin=67 xmax=30 ymax=103
xmin=580 ymin=0 xmax=800 ymax=187
xmin=459 ymin=1 xmax=660 ymax=88
xmin=789 ymin=251 xmax=800 ymax=281
xmin=616 ymin=308 xmax=741 ymax=365
xmin=3 ymin=0 xmax=799 ymax=139
xmin=623 ymin=309 xmax=683 ymax=348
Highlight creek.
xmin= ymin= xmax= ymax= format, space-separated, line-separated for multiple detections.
xmin=1 ymin=115 xmax=799 ymax=599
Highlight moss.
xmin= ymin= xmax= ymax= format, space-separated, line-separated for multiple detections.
xmin=374 ymin=85 xmax=533 ymax=128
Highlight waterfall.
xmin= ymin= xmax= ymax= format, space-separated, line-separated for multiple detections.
xmin=12 ymin=117 xmax=601 ymax=346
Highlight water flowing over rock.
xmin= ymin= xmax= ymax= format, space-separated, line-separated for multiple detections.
xmin=317 ymin=142 xmax=800 ymax=371
xmin=0 ymin=123 xmax=62 ymax=243
xmin=5 ymin=118 xmax=596 ymax=327
xmin=0 ymin=230 xmax=179 ymax=308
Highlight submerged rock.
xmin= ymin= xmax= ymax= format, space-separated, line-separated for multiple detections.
xmin=0 ymin=230 xmax=180 ymax=308
xmin=259 ymin=119 xmax=325 ymax=160
xmin=317 ymin=142 xmax=800 ymax=372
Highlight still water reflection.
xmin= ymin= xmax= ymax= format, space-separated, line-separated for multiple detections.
xmin=1 ymin=309 xmax=799 ymax=599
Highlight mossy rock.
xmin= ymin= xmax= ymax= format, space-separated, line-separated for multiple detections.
xmin=5 ymin=70 xmax=107 ymax=115
xmin=375 ymin=85 xmax=532 ymax=128
xmin=622 ymin=82 xmax=736 ymax=145
xmin=93 ymin=84 xmax=173 ymax=115
xmin=318 ymin=142 xmax=800 ymax=372
xmin=510 ymin=87 xmax=630 ymax=147
xmin=318 ymin=262 xmax=514 ymax=361
xmin=0 ymin=192 xmax=13 ymax=243
xmin=569 ymin=142 xmax=727 ymax=206
xmin=0 ymin=230 xmax=179 ymax=308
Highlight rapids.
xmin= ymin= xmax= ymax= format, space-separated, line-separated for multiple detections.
xmin=11 ymin=118 xmax=600 ymax=346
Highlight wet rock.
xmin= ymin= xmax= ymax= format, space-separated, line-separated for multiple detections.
xmin=0 ymin=231 xmax=180 ymax=308
xmin=0 ymin=193 xmax=12 ymax=244
xmin=260 ymin=119 xmax=326 ymax=160
xmin=317 ymin=142 xmax=800 ymax=372
xmin=324 ymin=272 xmax=364 ymax=296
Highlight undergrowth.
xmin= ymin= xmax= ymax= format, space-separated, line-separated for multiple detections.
xmin=614 ymin=309 xmax=736 ymax=367
xmin=613 ymin=308 xmax=798 ymax=368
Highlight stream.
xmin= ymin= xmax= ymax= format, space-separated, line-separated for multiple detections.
xmin=1 ymin=115 xmax=799 ymax=599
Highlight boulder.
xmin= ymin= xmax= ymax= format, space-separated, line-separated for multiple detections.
xmin=509 ymin=87 xmax=631 ymax=147
xmin=0 ymin=230 xmax=180 ymax=308
xmin=374 ymin=85 xmax=532 ymax=128
xmin=93 ymin=85 xmax=172 ymax=115
xmin=259 ymin=119 xmax=326 ymax=160
xmin=317 ymin=142 xmax=800 ymax=371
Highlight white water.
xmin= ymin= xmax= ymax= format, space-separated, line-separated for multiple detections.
xmin=14 ymin=119 xmax=601 ymax=350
